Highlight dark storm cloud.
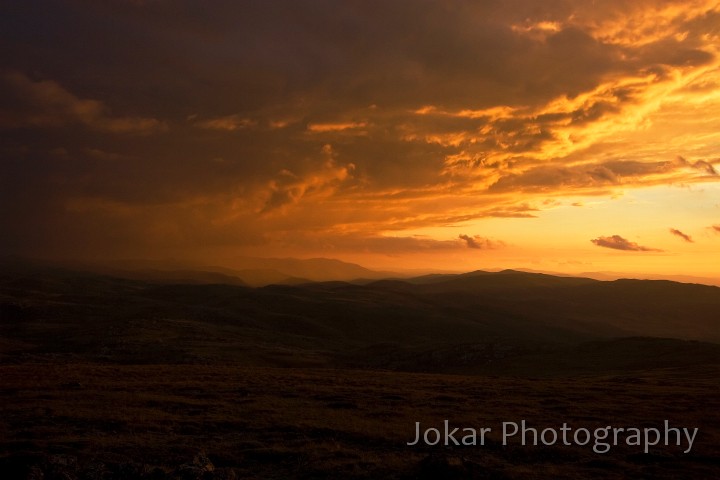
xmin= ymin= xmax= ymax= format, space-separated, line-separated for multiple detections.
xmin=0 ymin=1 xmax=632 ymax=129
xmin=1 ymin=0 xmax=718 ymax=259
xmin=0 ymin=72 xmax=166 ymax=133
xmin=669 ymin=228 xmax=693 ymax=243
xmin=590 ymin=235 xmax=660 ymax=252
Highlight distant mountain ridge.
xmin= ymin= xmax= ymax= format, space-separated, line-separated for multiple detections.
xmin=0 ymin=256 xmax=399 ymax=287
xmin=226 ymin=256 xmax=397 ymax=282
xmin=3 ymin=255 xmax=720 ymax=288
xmin=2 ymin=262 xmax=720 ymax=375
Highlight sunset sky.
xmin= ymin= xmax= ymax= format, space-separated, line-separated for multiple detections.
xmin=2 ymin=1 xmax=720 ymax=278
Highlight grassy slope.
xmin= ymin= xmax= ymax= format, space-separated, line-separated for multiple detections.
xmin=2 ymin=268 xmax=720 ymax=478
xmin=1 ymin=364 xmax=719 ymax=479
xmin=2 ymin=269 xmax=720 ymax=371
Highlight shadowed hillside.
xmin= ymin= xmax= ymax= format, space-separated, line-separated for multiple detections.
xmin=2 ymin=264 xmax=720 ymax=478
xmin=2 ymin=265 xmax=720 ymax=372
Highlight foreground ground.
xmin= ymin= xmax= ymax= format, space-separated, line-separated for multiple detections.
xmin=2 ymin=363 xmax=719 ymax=479
xmin=2 ymin=268 xmax=719 ymax=478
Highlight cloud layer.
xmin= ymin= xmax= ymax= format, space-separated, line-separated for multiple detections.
xmin=669 ymin=228 xmax=693 ymax=243
xmin=591 ymin=235 xmax=660 ymax=252
xmin=1 ymin=0 xmax=719 ymax=266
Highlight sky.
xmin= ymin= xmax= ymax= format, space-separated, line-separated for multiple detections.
xmin=2 ymin=0 xmax=720 ymax=278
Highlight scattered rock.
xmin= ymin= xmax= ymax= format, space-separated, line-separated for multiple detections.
xmin=81 ymin=461 xmax=109 ymax=480
xmin=5 ymin=453 xmax=235 ymax=480
xmin=26 ymin=465 xmax=44 ymax=480
xmin=175 ymin=453 xmax=215 ymax=480
xmin=47 ymin=454 xmax=77 ymax=469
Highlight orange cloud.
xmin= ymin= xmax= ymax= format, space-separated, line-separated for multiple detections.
xmin=195 ymin=114 xmax=256 ymax=131
xmin=487 ymin=157 xmax=717 ymax=194
xmin=458 ymin=234 xmax=503 ymax=249
xmin=307 ymin=122 xmax=368 ymax=133
xmin=574 ymin=0 xmax=720 ymax=47
xmin=669 ymin=228 xmax=693 ymax=242
xmin=3 ymin=0 xmax=720 ymax=277
xmin=591 ymin=235 xmax=661 ymax=252
xmin=260 ymin=150 xmax=355 ymax=214
xmin=320 ymin=235 xmax=492 ymax=254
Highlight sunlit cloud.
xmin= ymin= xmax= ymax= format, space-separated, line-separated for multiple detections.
xmin=194 ymin=114 xmax=256 ymax=131
xmin=259 ymin=145 xmax=355 ymax=214
xmin=316 ymin=234 xmax=486 ymax=254
xmin=2 ymin=0 xmax=720 ymax=278
xmin=573 ymin=0 xmax=720 ymax=47
xmin=669 ymin=228 xmax=694 ymax=242
xmin=487 ymin=157 xmax=718 ymax=194
xmin=591 ymin=235 xmax=661 ymax=252
xmin=511 ymin=21 xmax=563 ymax=42
xmin=458 ymin=234 xmax=503 ymax=250
xmin=307 ymin=122 xmax=368 ymax=133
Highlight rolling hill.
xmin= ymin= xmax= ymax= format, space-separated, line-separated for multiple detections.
xmin=2 ymin=263 xmax=720 ymax=479
xmin=2 ymin=264 xmax=719 ymax=374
